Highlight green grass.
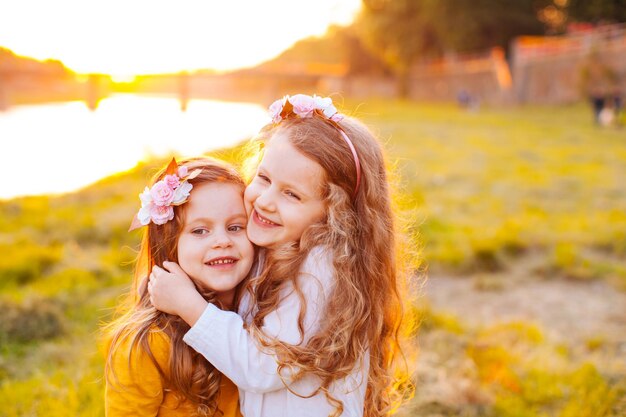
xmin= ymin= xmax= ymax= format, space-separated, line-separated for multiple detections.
xmin=1 ymin=99 xmax=625 ymax=416
xmin=351 ymin=100 xmax=626 ymax=281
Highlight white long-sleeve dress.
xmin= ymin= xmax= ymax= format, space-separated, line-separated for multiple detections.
xmin=183 ymin=246 xmax=369 ymax=417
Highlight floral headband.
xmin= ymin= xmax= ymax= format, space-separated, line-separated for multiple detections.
xmin=128 ymin=158 xmax=201 ymax=231
xmin=268 ymin=94 xmax=361 ymax=197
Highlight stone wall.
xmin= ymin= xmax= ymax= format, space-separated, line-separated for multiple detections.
xmin=511 ymin=25 xmax=626 ymax=104
xmin=321 ymin=26 xmax=626 ymax=105
xmin=407 ymin=48 xmax=513 ymax=104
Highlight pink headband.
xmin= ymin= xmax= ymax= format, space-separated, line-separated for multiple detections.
xmin=337 ymin=128 xmax=361 ymax=197
xmin=268 ymin=94 xmax=361 ymax=197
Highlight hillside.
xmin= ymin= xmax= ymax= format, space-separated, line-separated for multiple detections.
xmin=0 ymin=47 xmax=96 ymax=106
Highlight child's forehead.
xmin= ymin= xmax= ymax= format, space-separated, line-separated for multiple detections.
xmin=262 ymin=132 xmax=309 ymax=162
xmin=259 ymin=134 xmax=326 ymax=195
xmin=186 ymin=182 xmax=245 ymax=210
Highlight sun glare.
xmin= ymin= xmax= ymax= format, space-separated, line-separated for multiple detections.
xmin=0 ymin=96 xmax=269 ymax=199
xmin=110 ymin=74 xmax=136 ymax=83
xmin=0 ymin=0 xmax=361 ymax=76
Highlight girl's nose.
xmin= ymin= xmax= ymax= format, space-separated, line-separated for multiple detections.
xmin=212 ymin=230 xmax=233 ymax=249
xmin=254 ymin=188 xmax=276 ymax=212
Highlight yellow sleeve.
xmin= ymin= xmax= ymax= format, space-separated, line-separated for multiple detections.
xmin=218 ymin=375 xmax=243 ymax=417
xmin=105 ymin=330 xmax=171 ymax=417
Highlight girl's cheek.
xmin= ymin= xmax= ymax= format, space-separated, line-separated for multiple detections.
xmin=243 ymin=186 xmax=256 ymax=216
xmin=176 ymin=236 xmax=185 ymax=260
xmin=243 ymin=198 xmax=253 ymax=218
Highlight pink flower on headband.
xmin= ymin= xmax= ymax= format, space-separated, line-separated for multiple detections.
xmin=149 ymin=204 xmax=175 ymax=225
xmin=268 ymin=94 xmax=342 ymax=124
xmin=164 ymin=174 xmax=180 ymax=190
xmin=129 ymin=158 xmax=202 ymax=231
xmin=150 ymin=180 xmax=175 ymax=206
xmin=269 ymin=97 xmax=286 ymax=123
xmin=290 ymin=94 xmax=317 ymax=117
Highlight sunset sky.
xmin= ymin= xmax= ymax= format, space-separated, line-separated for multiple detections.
xmin=0 ymin=0 xmax=361 ymax=77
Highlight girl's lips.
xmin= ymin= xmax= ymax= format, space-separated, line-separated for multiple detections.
xmin=252 ymin=210 xmax=280 ymax=228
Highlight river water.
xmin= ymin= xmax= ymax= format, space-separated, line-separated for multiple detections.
xmin=0 ymin=94 xmax=268 ymax=199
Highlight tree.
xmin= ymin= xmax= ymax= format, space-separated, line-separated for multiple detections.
xmin=333 ymin=25 xmax=391 ymax=76
xmin=566 ymin=0 xmax=626 ymax=23
xmin=432 ymin=0 xmax=548 ymax=52
xmin=356 ymin=0 xmax=440 ymax=96
xmin=356 ymin=0 xmax=550 ymax=95
xmin=256 ymin=25 xmax=390 ymax=77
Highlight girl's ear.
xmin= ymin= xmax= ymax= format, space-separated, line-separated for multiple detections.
xmin=162 ymin=261 xmax=190 ymax=279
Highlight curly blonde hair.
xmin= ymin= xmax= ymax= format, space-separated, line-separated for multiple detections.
xmin=243 ymin=116 xmax=417 ymax=417
xmin=104 ymin=157 xmax=247 ymax=416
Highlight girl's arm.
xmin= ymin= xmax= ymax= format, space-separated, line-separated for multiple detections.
xmin=105 ymin=332 xmax=169 ymax=416
xmin=149 ymin=248 xmax=332 ymax=394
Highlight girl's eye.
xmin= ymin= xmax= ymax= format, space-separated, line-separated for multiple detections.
xmin=258 ymin=174 xmax=270 ymax=183
xmin=285 ymin=191 xmax=301 ymax=201
xmin=191 ymin=228 xmax=209 ymax=235
xmin=228 ymin=224 xmax=245 ymax=232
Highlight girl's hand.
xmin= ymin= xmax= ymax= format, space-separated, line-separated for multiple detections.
xmin=148 ymin=261 xmax=207 ymax=326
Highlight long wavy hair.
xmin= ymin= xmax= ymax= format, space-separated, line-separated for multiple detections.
xmin=242 ymin=116 xmax=417 ymax=417
xmin=104 ymin=157 xmax=247 ymax=416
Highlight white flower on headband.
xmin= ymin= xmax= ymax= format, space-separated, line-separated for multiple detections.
xmin=269 ymin=94 xmax=343 ymax=123
xmin=129 ymin=158 xmax=201 ymax=231
xmin=313 ymin=95 xmax=340 ymax=119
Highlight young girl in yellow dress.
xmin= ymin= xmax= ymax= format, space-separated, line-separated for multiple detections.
xmin=148 ymin=95 xmax=415 ymax=417
xmin=105 ymin=157 xmax=255 ymax=417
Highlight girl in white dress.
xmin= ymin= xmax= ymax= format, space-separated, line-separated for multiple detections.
xmin=148 ymin=95 xmax=415 ymax=417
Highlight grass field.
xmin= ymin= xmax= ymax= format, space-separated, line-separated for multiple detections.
xmin=1 ymin=99 xmax=625 ymax=416
xmin=356 ymin=100 xmax=626 ymax=284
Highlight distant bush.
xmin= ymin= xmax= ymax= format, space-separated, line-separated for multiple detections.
xmin=0 ymin=242 xmax=62 ymax=288
xmin=413 ymin=303 xmax=465 ymax=335
xmin=493 ymin=363 xmax=621 ymax=417
xmin=536 ymin=243 xmax=626 ymax=283
xmin=0 ymin=296 xmax=66 ymax=343
xmin=26 ymin=268 xmax=100 ymax=297
xmin=0 ymin=196 xmax=50 ymax=233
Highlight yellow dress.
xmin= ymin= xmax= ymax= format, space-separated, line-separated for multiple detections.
xmin=105 ymin=330 xmax=241 ymax=417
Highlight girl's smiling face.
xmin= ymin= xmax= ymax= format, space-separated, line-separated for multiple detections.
xmin=177 ymin=182 xmax=254 ymax=308
xmin=244 ymin=132 xmax=326 ymax=249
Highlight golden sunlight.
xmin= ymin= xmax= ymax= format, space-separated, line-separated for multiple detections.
xmin=0 ymin=0 xmax=361 ymax=77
